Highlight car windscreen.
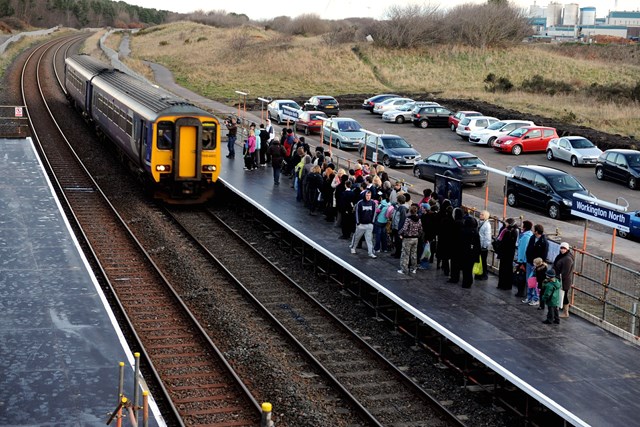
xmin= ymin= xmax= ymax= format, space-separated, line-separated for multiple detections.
xmin=456 ymin=156 xmax=484 ymax=167
xmin=508 ymin=128 xmax=529 ymax=137
xmin=338 ymin=120 xmax=362 ymax=131
xmin=626 ymin=154 xmax=640 ymax=168
xmin=548 ymin=175 xmax=585 ymax=192
xmin=487 ymin=121 xmax=506 ymax=130
xmin=569 ymin=138 xmax=595 ymax=149
xmin=398 ymin=104 xmax=414 ymax=111
xmin=460 ymin=118 xmax=471 ymax=125
xmin=382 ymin=137 xmax=411 ymax=149
xmin=309 ymin=113 xmax=327 ymax=120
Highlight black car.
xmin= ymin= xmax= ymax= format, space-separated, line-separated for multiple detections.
xmin=595 ymin=149 xmax=640 ymax=190
xmin=358 ymin=134 xmax=421 ymax=168
xmin=361 ymin=93 xmax=399 ymax=113
xmin=411 ymin=105 xmax=453 ymax=128
xmin=303 ymin=95 xmax=340 ymax=116
xmin=506 ymin=165 xmax=589 ymax=219
xmin=413 ymin=151 xmax=487 ymax=186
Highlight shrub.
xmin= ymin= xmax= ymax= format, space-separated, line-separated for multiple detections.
xmin=159 ymin=40 xmax=168 ymax=46
xmin=484 ymin=73 xmax=513 ymax=93
xmin=521 ymin=74 xmax=574 ymax=96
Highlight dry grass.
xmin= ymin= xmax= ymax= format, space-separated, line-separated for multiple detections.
xmin=126 ymin=21 xmax=640 ymax=136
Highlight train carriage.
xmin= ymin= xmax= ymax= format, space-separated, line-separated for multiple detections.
xmin=64 ymin=54 xmax=220 ymax=203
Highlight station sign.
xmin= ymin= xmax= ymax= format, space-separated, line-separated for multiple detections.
xmin=571 ymin=199 xmax=630 ymax=232
xmin=282 ymin=105 xmax=300 ymax=121
xmin=15 ymin=107 xmax=23 ymax=117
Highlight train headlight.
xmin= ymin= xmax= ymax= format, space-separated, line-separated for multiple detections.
xmin=156 ymin=165 xmax=171 ymax=172
xmin=203 ymin=165 xmax=217 ymax=172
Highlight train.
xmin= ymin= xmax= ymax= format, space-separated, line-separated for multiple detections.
xmin=64 ymin=54 xmax=220 ymax=203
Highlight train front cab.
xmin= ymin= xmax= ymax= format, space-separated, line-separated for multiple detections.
xmin=150 ymin=116 xmax=220 ymax=203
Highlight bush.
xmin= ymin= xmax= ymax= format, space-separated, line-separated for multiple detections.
xmin=484 ymin=73 xmax=513 ymax=93
xmin=521 ymin=74 xmax=574 ymax=96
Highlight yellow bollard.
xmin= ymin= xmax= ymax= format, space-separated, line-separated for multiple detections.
xmin=261 ymin=402 xmax=274 ymax=427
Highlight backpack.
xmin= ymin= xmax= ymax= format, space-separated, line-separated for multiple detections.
xmin=391 ymin=204 xmax=406 ymax=230
xmin=385 ymin=204 xmax=395 ymax=220
xmin=376 ymin=204 xmax=389 ymax=224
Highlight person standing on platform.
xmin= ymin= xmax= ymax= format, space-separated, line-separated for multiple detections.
xmin=541 ymin=269 xmax=561 ymax=324
xmin=447 ymin=208 xmax=465 ymax=284
xmin=250 ymin=123 xmax=261 ymax=170
xmin=244 ymin=129 xmax=257 ymax=170
xmin=476 ymin=210 xmax=492 ymax=281
xmin=553 ymin=242 xmax=575 ymax=318
xmin=397 ymin=204 xmax=422 ymax=274
xmin=259 ymin=123 xmax=270 ymax=167
xmin=526 ymin=224 xmax=549 ymax=283
xmin=390 ymin=194 xmax=408 ymax=259
xmin=495 ymin=218 xmax=519 ymax=290
xmin=532 ymin=257 xmax=549 ymax=310
xmin=515 ymin=220 xmax=534 ymax=297
xmin=460 ymin=216 xmax=481 ymax=288
xmin=437 ymin=202 xmax=454 ymax=275
xmin=225 ymin=117 xmax=237 ymax=159
xmin=267 ymin=138 xmax=287 ymax=185
xmin=306 ymin=165 xmax=324 ymax=215
xmin=350 ymin=189 xmax=377 ymax=258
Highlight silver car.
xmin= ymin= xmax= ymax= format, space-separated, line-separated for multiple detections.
xmin=546 ymin=136 xmax=603 ymax=167
xmin=455 ymin=116 xmax=498 ymax=140
xmin=382 ymin=101 xmax=440 ymax=124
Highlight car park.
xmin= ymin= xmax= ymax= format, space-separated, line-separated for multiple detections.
xmin=322 ymin=117 xmax=365 ymax=150
xmin=362 ymin=94 xmax=399 ymax=113
xmin=618 ymin=210 xmax=640 ymax=239
xmin=468 ymin=120 xmax=535 ymax=146
xmin=294 ymin=111 xmax=328 ymax=135
xmin=413 ymin=151 xmax=487 ymax=186
xmin=372 ymin=97 xmax=414 ymax=115
xmin=455 ymin=116 xmax=499 ymax=140
xmin=358 ymin=134 xmax=422 ymax=168
xmin=506 ymin=165 xmax=589 ymax=219
xmin=493 ymin=126 xmax=558 ymax=156
xmin=303 ymin=95 xmax=340 ymax=116
xmin=546 ymin=136 xmax=603 ymax=167
xmin=448 ymin=111 xmax=482 ymax=131
xmin=411 ymin=105 xmax=454 ymax=128
xmin=595 ymin=149 xmax=640 ymax=190
xmin=382 ymin=101 xmax=440 ymax=124
xmin=267 ymin=99 xmax=301 ymax=124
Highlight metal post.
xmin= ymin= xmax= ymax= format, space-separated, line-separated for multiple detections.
xmin=133 ymin=352 xmax=140 ymax=423
xmin=117 ymin=362 xmax=125 ymax=405
xmin=117 ymin=396 xmax=127 ymax=427
xmin=261 ymin=402 xmax=274 ymax=427
xmin=142 ymin=391 xmax=149 ymax=427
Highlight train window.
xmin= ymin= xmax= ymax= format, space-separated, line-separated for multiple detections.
xmin=202 ymin=122 xmax=217 ymax=150
xmin=157 ymin=122 xmax=174 ymax=149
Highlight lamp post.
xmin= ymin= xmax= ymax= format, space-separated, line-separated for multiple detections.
xmin=235 ymin=90 xmax=248 ymax=127
xmin=257 ymin=97 xmax=270 ymax=124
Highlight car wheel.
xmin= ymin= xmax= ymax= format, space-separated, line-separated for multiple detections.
xmin=507 ymin=192 xmax=517 ymax=207
xmin=487 ymin=137 xmax=496 ymax=147
xmin=629 ymin=176 xmax=637 ymax=190
xmin=475 ymin=181 xmax=486 ymax=187
xmin=396 ymin=116 xmax=405 ymax=124
xmin=336 ymin=139 xmax=342 ymax=150
xmin=413 ymin=166 xmax=422 ymax=179
xmin=450 ymin=124 xmax=456 ymax=131
xmin=511 ymin=145 xmax=522 ymax=156
xmin=618 ymin=230 xmax=629 ymax=238
xmin=382 ymin=155 xmax=391 ymax=167
xmin=304 ymin=126 xmax=310 ymax=136
xmin=571 ymin=156 xmax=579 ymax=167
xmin=546 ymin=150 xmax=554 ymax=161
xmin=596 ymin=166 xmax=605 ymax=180
xmin=548 ymin=203 xmax=561 ymax=220
xmin=419 ymin=120 xmax=429 ymax=129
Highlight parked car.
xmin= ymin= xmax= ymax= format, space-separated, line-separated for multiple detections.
xmin=468 ymin=120 xmax=535 ymax=146
xmin=413 ymin=151 xmax=487 ymax=187
xmin=294 ymin=111 xmax=328 ymax=135
xmin=382 ymin=101 xmax=440 ymax=124
xmin=618 ymin=210 xmax=640 ymax=239
xmin=493 ymin=126 xmax=558 ymax=155
xmin=322 ymin=118 xmax=365 ymax=150
xmin=267 ymin=99 xmax=301 ymax=124
xmin=506 ymin=165 xmax=589 ymax=219
xmin=362 ymin=94 xmax=399 ymax=113
xmin=358 ymin=134 xmax=421 ymax=168
xmin=411 ymin=105 xmax=454 ymax=128
xmin=448 ymin=111 xmax=482 ymax=132
xmin=303 ymin=95 xmax=339 ymax=116
xmin=455 ymin=116 xmax=499 ymax=140
xmin=372 ymin=97 xmax=414 ymax=115
xmin=595 ymin=149 xmax=640 ymax=190
xmin=546 ymin=136 xmax=603 ymax=167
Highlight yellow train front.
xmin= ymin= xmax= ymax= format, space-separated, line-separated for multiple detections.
xmin=65 ymin=54 xmax=220 ymax=204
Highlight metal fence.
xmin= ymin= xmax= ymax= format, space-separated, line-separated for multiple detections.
xmin=0 ymin=106 xmax=30 ymax=138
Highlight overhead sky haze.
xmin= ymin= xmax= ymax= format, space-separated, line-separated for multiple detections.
xmin=125 ymin=0 xmax=640 ymax=20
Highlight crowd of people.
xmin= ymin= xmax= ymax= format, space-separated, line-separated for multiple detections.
xmin=225 ymin=122 xmax=575 ymax=323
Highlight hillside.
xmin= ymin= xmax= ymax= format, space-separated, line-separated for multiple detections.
xmin=124 ymin=22 xmax=639 ymax=142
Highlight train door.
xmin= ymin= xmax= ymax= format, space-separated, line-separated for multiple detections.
xmin=174 ymin=118 xmax=202 ymax=180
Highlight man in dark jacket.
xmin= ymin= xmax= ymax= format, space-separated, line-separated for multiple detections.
xmin=350 ymin=190 xmax=377 ymax=258
xmin=526 ymin=224 xmax=549 ymax=270
xmin=267 ymin=141 xmax=287 ymax=185
xmin=553 ymin=242 xmax=574 ymax=318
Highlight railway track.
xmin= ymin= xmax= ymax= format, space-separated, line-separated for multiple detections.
xmin=167 ymin=207 xmax=465 ymax=427
xmin=21 ymin=34 xmax=261 ymax=426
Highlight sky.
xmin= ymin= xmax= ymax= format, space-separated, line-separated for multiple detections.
xmin=125 ymin=0 xmax=640 ymax=20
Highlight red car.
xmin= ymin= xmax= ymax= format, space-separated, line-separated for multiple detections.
xmin=295 ymin=111 xmax=328 ymax=135
xmin=448 ymin=111 xmax=482 ymax=132
xmin=493 ymin=126 xmax=558 ymax=155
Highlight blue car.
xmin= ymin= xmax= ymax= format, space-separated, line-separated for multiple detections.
xmin=619 ymin=210 xmax=640 ymax=239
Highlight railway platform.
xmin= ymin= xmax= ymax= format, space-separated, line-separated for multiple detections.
xmin=0 ymin=138 xmax=163 ymax=426
xmin=219 ymin=154 xmax=640 ymax=427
